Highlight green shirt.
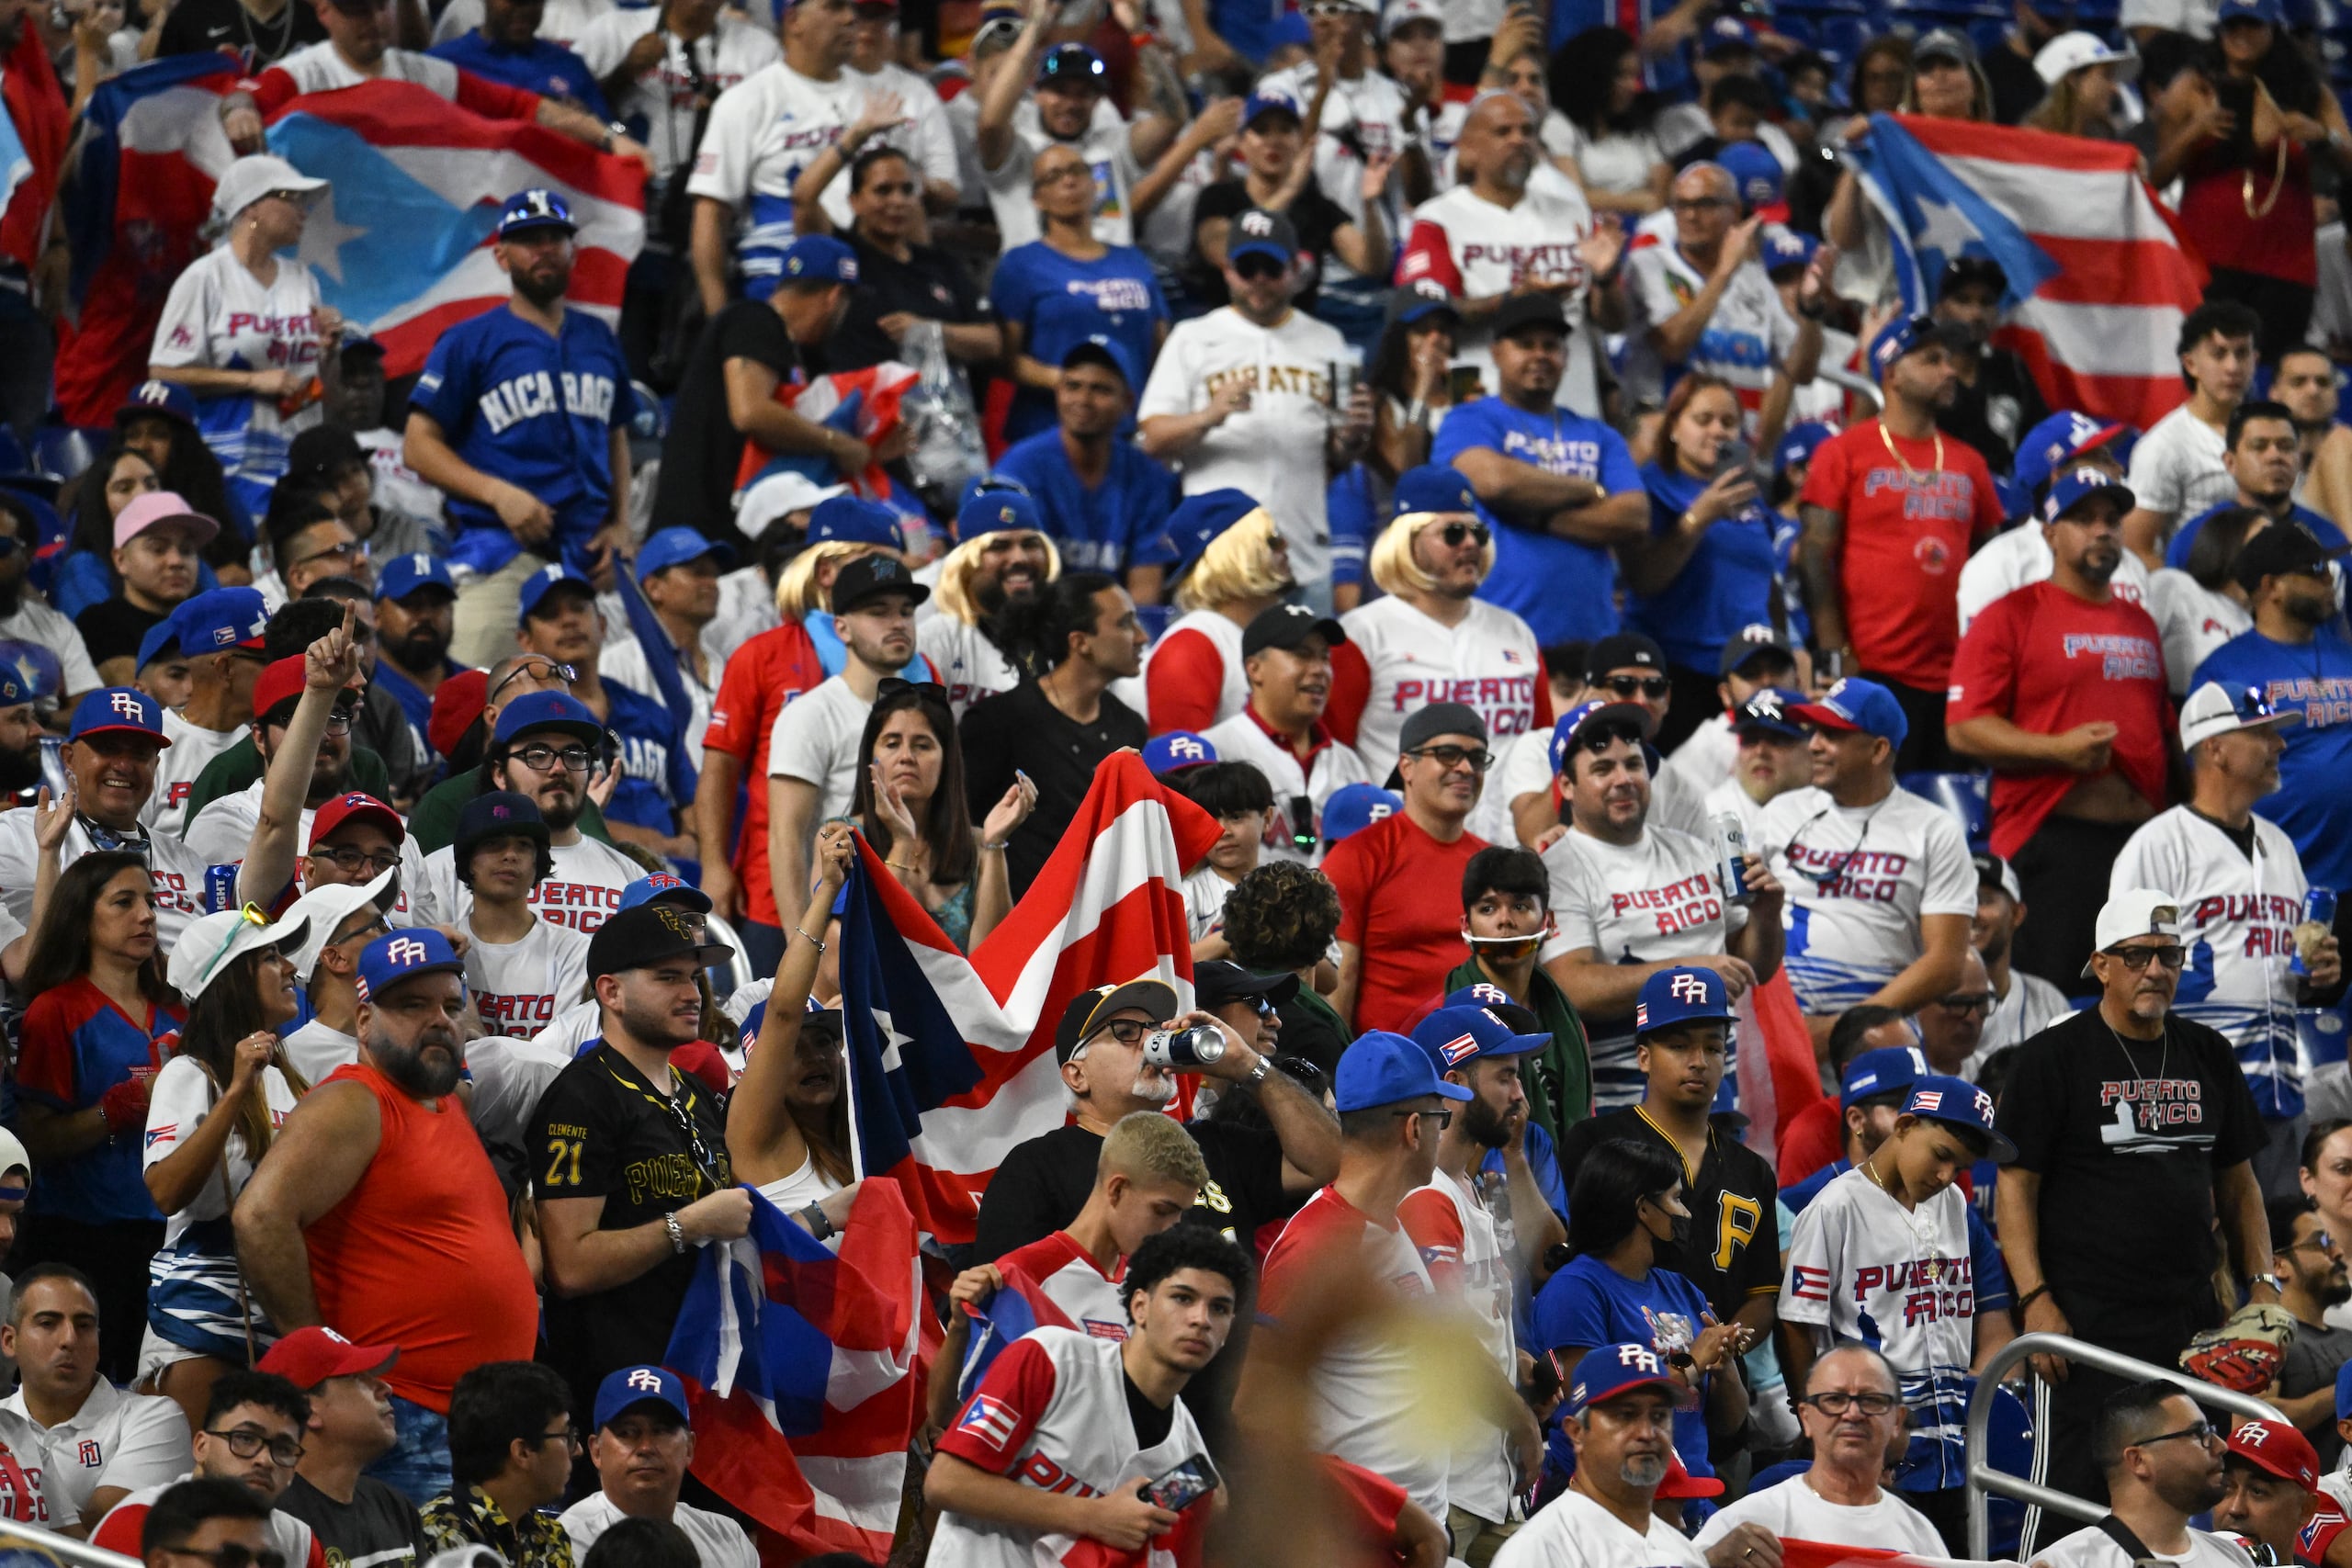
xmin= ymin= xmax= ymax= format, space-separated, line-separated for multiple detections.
xmin=1443 ymin=954 xmax=1593 ymax=1143
xmin=409 ymin=767 xmax=614 ymax=854
xmin=186 ymin=737 xmax=393 ymax=825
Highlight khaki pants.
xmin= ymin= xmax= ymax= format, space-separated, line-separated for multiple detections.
xmin=450 ymin=552 xmax=546 ymax=668
xmin=1447 ymin=1505 xmax=1516 ymax=1568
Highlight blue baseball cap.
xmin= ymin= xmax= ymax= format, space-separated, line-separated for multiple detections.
xmin=1731 ymin=687 xmax=1807 ymax=740
xmin=2015 ymin=410 xmax=2130 ymax=497
xmin=377 ymin=551 xmax=457 ymax=604
xmin=1143 ymin=730 xmax=1217 ymax=775
xmin=1163 ymin=489 xmax=1262 ymax=581
xmin=172 ymin=586 xmax=268 ymax=654
xmin=1061 ymin=333 xmax=1141 ymax=392
xmin=594 ymin=1365 xmax=691 ymax=1431
xmin=1243 ymin=87 xmax=1304 ymax=126
xmin=1790 ymin=676 xmax=1909 ymax=748
xmin=1869 ymin=314 xmax=1968 ymax=381
xmin=1700 ymin=14 xmax=1754 ymax=53
xmin=1548 ymin=697 xmax=1652 ymax=775
xmin=2040 ymin=464 xmax=2135 ymax=525
xmin=1773 ymin=420 xmax=1837 ymax=475
xmin=776 ymin=233 xmax=859 ymax=287
xmin=956 ymin=486 xmax=1044 ymax=541
xmin=1763 ymin=229 xmax=1816 ymax=274
xmin=116 ymin=378 xmax=198 ymax=429
xmin=1334 ymin=1030 xmax=1474 ymax=1113
xmin=1566 ymin=1343 xmax=1700 ymax=1416
xmin=0 ymin=660 xmax=29 ymax=708
xmin=1634 ymin=966 xmax=1734 ymax=1037
xmin=1036 ymin=41 xmax=1107 ymax=85
xmin=1227 ymin=208 xmax=1300 ymax=269
xmin=492 ymin=690 xmax=605 ymax=748
xmin=1393 ymin=464 xmax=1476 ymax=517
xmin=1901 ymin=1073 xmax=2018 ymax=1162
xmin=135 ymin=620 xmax=183 ymax=673
xmin=516 ymin=562 xmax=593 ymax=624
xmin=1321 ymin=783 xmax=1399 ymax=843
xmin=638 ymin=525 xmax=734 ymax=581
xmin=1716 ymin=141 xmax=1783 ymax=211
xmin=69 ymin=687 xmax=168 ymax=745
xmin=2219 ymin=0 xmax=2284 ymax=24
xmin=354 ymin=927 xmax=466 ymax=1002
xmin=1840 ymin=1043 xmax=1926 ymax=1108
xmin=496 ymin=187 xmax=575 ymax=238
xmin=807 ymin=494 xmax=905 ymax=550
xmin=619 ymin=872 xmax=713 ymax=914
xmin=1410 ymin=1005 xmax=1547 ymax=1072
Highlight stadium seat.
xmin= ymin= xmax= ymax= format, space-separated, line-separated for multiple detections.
xmin=1898 ymin=770 xmax=1993 ymax=850
xmin=30 ymin=423 xmax=102 ymax=482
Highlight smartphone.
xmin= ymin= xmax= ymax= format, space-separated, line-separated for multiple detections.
xmin=1713 ymin=440 xmax=1754 ymax=481
xmin=1448 ymin=366 xmax=1485 ymax=403
xmin=1145 ymin=1453 xmax=1223 ymax=1512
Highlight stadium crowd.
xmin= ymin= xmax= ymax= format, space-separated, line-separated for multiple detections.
xmin=0 ymin=0 xmax=2351 ymax=1559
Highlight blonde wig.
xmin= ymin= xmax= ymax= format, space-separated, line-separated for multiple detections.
xmin=1369 ymin=507 xmax=1495 ymax=598
xmin=776 ymin=540 xmax=883 ymax=615
xmin=933 ymin=530 xmax=1064 ymax=626
xmin=1173 ymin=507 xmax=1290 ymax=612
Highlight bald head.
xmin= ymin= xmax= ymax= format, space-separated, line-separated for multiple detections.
xmin=1462 ymin=92 xmax=1536 ymax=194
xmin=1673 ymin=163 xmax=1736 ymax=204
xmin=1806 ymin=1345 xmax=1899 ymax=1398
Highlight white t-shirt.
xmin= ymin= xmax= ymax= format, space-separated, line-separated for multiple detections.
xmin=1758 ymin=784 xmax=1978 ymax=1015
xmin=2 ymin=1381 xmax=189 ymax=1533
xmin=0 ymin=602 xmax=99 ymax=699
xmin=2147 ymin=569 xmax=2251 ymax=697
xmin=465 ymin=1032 xmax=575 ymax=1151
xmin=413 ymin=833 xmax=643 ymax=934
xmin=1667 ymin=713 xmax=1737 ymax=792
xmin=1555 ymin=120 xmax=1667 ymax=199
xmin=688 ymin=61 xmax=869 ymax=281
xmin=1400 ymin=1166 xmax=1513 ymax=1520
xmin=2126 ymin=403 xmax=2235 ymax=537
xmin=141 ymin=1056 xmax=300 ymax=1247
xmin=917 ymin=616 xmax=1019 ymax=721
xmin=981 ymin=96 xmax=1143 ymax=250
xmin=1623 ymin=243 xmax=1801 ymax=420
xmin=1401 ymin=182 xmax=1603 ymax=416
xmin=280 ymin=1019 xmax=358 ymax=1087
xmin=0 ymin=812 xmax=206 ymax=950
xmin=764 ymin=675 xmax=871 ymax=825
xmin=756 ymin=1148 xmax=844 ymax=1211
xmin=2035 ymin=1524 xmax=2255 ymax=1568
xmin=1691 ymin=1475 xmax=1946 ymax=1556
xmin=1650 ymin=753 xmax=1713 ymax=840
xmin=1467 ymin=728 xmax=1553 ymax=849
xmin=1136 ymin=306 xmax=1351 ymax=588
xmin=1256 ymin=62 xmax=1408 ymax=243
xmin=1955 ymin=522 xmax=2152 ymax=636
xmin=560 ymin=1493 xmax=757 ymax=1568
xmin=152 ymin=246 xmax=326 ymax=486
xmin=1199 ymin=710 xmax=1372 ymax=865
xmin=1541 ymin=822 xmax=1747 ymax=1109
xmin=843 ymin=61 xmax=960 ymax=209
xmin=142 ymin=710 xmax=248 ymax=841
xmin=464 ymin=915 xmax=594 ymax=1041
xmin=1703 ymin=773 xmax=1773 ymax=840
xmin=430 ymin=0 xmax=610 ymax=48
xmin=189 ymin=785 xmax=434 ymax=909
xmin=1975 ymin=967 xmax=2074 ymax=1065
xmin=571 ymin=11 xmax=781 ymax=185
xmin=1336 ymin=592 xmax=1546 ymax=782
xmin=1492 ymin=1489 xmax=1709 ymax=1568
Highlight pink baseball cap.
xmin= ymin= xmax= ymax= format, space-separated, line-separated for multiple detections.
xmin=114 ymin=491 xmax=220 ymax=552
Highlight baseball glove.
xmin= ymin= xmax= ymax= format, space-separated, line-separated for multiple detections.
xmin=2179 ymin=1303 xmax=2297 ymax=1393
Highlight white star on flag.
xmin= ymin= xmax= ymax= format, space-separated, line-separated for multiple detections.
xmin=1915 ymin=195 xmax=1981 ymax=263
xmin=296 ymin=185 xmax=368 ymax=286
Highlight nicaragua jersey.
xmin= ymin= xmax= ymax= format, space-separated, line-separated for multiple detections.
xmin=917 ymin=615 xmax=1019 ymax=720
xmin=1200 ymin=710 xmax=1372 ymax=866
xmin=933 ymin=1328 xmax=1209 ymax=1568
xmin=463 ymin=916 xmax=593 ymax=1042
xmin=1335 ymin=592 xmax=1547 ymax=782
xmin=1783 ymin=1162 xmax=1985 ymax=1491
xmin=1397 ymin=1167 xmax=1515 ymax=1521
xmin=994 ymin=1230 xmax=1129 ymax=1344
xmin=151 ymin=246 xmax=325 ymax=493
xmin=142 ymin=711 xmax=248 ymax=840
xmin=1540 ymin=824 xmax=1747 ymax=1110
xmin=688 ymin=62 xmax=874 ymax=290
xmin=1758 ymin=785 xmax=1977 ymax=1015
xmin=414 ymin=834 xmax=643 ymax=935
xmin=1398 ymin=181 xmax=1601 ymax=416
xmin=2110 ymin=806 xmax=2310 ymax=1119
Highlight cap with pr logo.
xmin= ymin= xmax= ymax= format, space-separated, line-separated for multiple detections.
xmin=1143 ymin=731 xmax=1217 ymax=775
xmin=355 ymin=928 xmax=466 ymax=1001
xmin=1634 ymin=966 xmax=1733 ymax=1035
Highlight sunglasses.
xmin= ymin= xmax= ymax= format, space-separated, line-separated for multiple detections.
xmin=1604 ymin=675 xmax=1672 ymax=700
xmin=2104 ymin=943 xmax=2187 ymax=970
xmin=1935 ymin=991 xmax=1996 ymax=1014
xmin=1233 ymin=254 xmax=1286 ymax=281
xmin=488 ymin=660 xmax=576 ymax=703
xmin=1437 ymin=523 xmax=1490 ymax=547
xmin=193 ymin=902 xmax=270 ymax=988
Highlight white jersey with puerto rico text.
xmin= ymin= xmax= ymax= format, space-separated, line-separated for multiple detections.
xmin=414 ymin=834 xmax=642 ymax=935
xmin=463 ymin=915 xmax=593 ymax=1042
xmin=1398 ymin=182 xmax=1600 ymax=416
xmin=687 ymin=61 xmax=867 ymax=286
xmin=1758 ymin=785 xmax=1977 ymax=1015
xmin=917 ymin=616 xmax=1019 ymax=721
xmin=1338 ymin=592 xmax=1545 ymax=783
xmin=2110 ymin=806 xmax=2310 ymax=1118
xmin=151 ymin=247 xmax=325 ymax=489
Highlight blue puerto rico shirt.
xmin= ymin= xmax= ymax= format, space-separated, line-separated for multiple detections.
xmin=603 ymin=679 xmax=693 ymax=834
xmin=16 ymin=978 xmax=180 ymax=1224
xmin=988 ymin=240 xmax=1167 ymax=446
xmin=1432 ymin=398 xmax=1643 ymax=645
xmin=2193 ymin=625 xmax=2352 ymax=893
xmin=1532 ymin=1252 xmax=1719 ymax=1483
xmin=410 ymin=303 xmax=637 ymax=578
xmin=426 ymin=30 xmax=609 ymax=119
xmin=992 ymin=431 xmax=1179 ymax=578
xmin=2166 ymin=502 xmax=2348 ymax=570
xmin=1628 ymin=461 xmax=1782 ymax=671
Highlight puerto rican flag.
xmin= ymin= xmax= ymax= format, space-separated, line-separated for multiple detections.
xmin=662 ymin=1182 xmax=923 ymax=1562
xmin=838 ymin=752 xmax=1220 ymax=1247
xmin=1733 ymin=973 xmax=1825 ymax=1168
xmin=1847 ymin=113 xmax=2207 ymax=433
xmin=956 ymin=1264 xmax=1076 ymax=1404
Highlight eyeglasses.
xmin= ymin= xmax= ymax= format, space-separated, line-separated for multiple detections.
xmin=162 ymin=1548 xmax=288 ymax=1568
xmin=1437 ymin=523 xmax=1490 ymax=547
xmin=1093 ymin=1019 xmax=1154 ymax=1046
xmin=2133 ymin=1421 xmax=2220 ymax=1450
xmin=1604 ymin=675 xmax=1672 ymax=700
xmin=2286 ymin=1230 xmax=2341 ymax=1256
xmin=1673 ymin=197 xmax=1734 ymax=213
xmin=531 ymin=1426 xmax=584 ymax=1450
xmin=1233 ymin=255 xmax=1286 ymax=282
xmin=192 ymin=902 xmax=269 ymax=988
xmin=332 ymin=914 xmax=391 ymax=949
xmin=488 ymin=660 xmax=576 ymax=703
xmin=204 ymin=1425 xmax=306 ymax=1467
xmin=510 ymin=743 xmax=595 ymax=773
xmin=290 ymin=538 xmax=365 ymax=571
xmin=1800 ymin=1391 xmax=1900 ymax=1417
xmin=312 ymin=845 xmax=400 ymax=876
xmin=1404 ymin=744 xmax=1494 ymax=773
xmin=320 ymin=705 xmax=356 ymax=737
xmin=1935 ymin=991 xmax=1996 ymax=1014
xmin=1035 ymin=163 xmax=1092 ymax=186
xmin=2104 ymin=943 xmax=2187 ymax=970
xmin=1394 ymin=1109 xmax=1453 ymax=1130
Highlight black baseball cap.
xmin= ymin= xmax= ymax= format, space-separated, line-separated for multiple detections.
xmin=1194 ymin=959 xmax=1300 ymax=1011
xmin=1054 ymin=979 xmax=1179 ymax=1063
xmin=831 ymin=553 xmax=931 ymax=615
xmin=1398 ymin=702 xmax=1487 ymax=752
xmin=1586 ymin=632 xmax=1667 ymax=681
xmin=2233 ymin=524 xmax=2347 ymax=593
xmin=1491 ymin=292 xmax=1571 ymax=340
xmin=583 ymin=904 xmax=731 ymax=981
xmin=1242 ymin=603 xmax=1347 ymax=659
xmin=454 ymin=789 xmax=549 ymax=866
xmin=1719 ymin=625 xmax=1796 ymax=678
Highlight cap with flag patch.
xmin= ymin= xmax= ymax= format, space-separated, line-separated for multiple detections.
xmin=956 ymin=486 xmax=1045 ymax=541
xmin=1715 ymin=141 xmax=1783 ymax=214
xmin=497 ymin=187 xmax=576 ymax=238
xmin=594 ymin=1365 xmax=690 ymax=1431
xmin=1548 ymin=698 xmax=1652 ymax=775
xmin=1789 ymin=676 xmax=1909 ymax=747
xmin=355 ymin=928 xmax=466 ymax=1002
xmin=2041 ymin=465 xmax=2135 ymax=525
xmin=2223 ymin=1417 xmax=2321 ymax=1490
xmin=1900 ymin=1072 xmax=2017 ymax=1161
xmin=1566 ymin=1343 xmax=1700 ymax=1416
xmin=310 ymin=791 xmax=405 ymax=851
xmin=1142 ymin=730 xmax=1217 ymax=775
xmin=377 ymin=552 xmax=457 ymax=604
xmin=1334 ymin=1030 xmax=1474 ymax=1111
xmin=2016 ymin=410 xmax=2130 ymax=497
xmin=172 ymin=587 xmax=269 ymax=654
xmin=1634 ymin=966 xmax=1733 ymax=1036
xmin=1408 ymin=1005 xmax=1547 ymax=1071
xmin=776 ymin=234 xmax=859 ymax=286
xmin=1773 ymin=421 xmax=1838 ymax=477
xmin=1869 ymin=314 xmax=1968 ymax=381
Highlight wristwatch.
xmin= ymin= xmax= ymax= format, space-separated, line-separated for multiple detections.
xmin=2252 ymin=1272 xmax=2284 ymax=1295
xmin=1245 ymin=1055 xmax=1272 ymax=1089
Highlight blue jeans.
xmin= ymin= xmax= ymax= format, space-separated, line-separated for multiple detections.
xmin=365 ymin=1395 xmax=451 ymax=1506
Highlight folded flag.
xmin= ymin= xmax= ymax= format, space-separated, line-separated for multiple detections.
xmin=1735 ymin=970 xmax=1826 ymax=1166
xmin=956 ymin=1263 xmax=1076 ymax=1403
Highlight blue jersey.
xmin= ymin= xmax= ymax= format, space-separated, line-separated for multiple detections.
xmin=988 ymin=241 xmax=1167 ymax=446
xmin=992 ymin=431 xmax=1179 ymax=577
xmin=16 ymin=978 xmax=180 ymax=1224
xmin=427 ymin=31 xmax=609 ymax=118
xmin=603 ymin=679 xmax=691 ymax=833
xmin=372 ymin=657 xmax=464 ymax=766
xmin=2194 ymin=625 xmax=2352 ymax=892
xmin=1432 ymin=399 xmax=1643 ymax=645
xmin=411 ymin=303 xmax=637 ymax=577
xmin=1532 ymin=1252 xmax=1719 ymax=1480
xmin=1628 ymin=462 xmax=1781 ymax=670
xmin=2166 ymin=502 xmax=2348 ymax=570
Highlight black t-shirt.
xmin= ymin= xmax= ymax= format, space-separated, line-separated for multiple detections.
xmin=1555 ymin=1106 xmax=1781 ymax=1322
xmin=277 ymin=1475 xmax=427 ymax=1568
xmin=1996 ymin=1007 xmax=2266 ymax=1300
xmin=74 ymin=598 xmax=167 ymax=672
xmin=1982 ymin=43 xmax=2047 ymax=127
xmin=156 ymin=0 xmax=324 ymax=61
xmin=650 ymin=299 xmax=805 ymax=551
xmin=833 ymin=232 xmax=986 ymax=373
xmin=1939 ymin=346 xmax=2048 ymax=479
xmin=960 ymin=680 xmax=1148 ymax=897
xmin=1125 ymin=1375 xmax=1177 ymax=1450
xmin=1189 ymin=178 xmax=1352 ymax=310
xmin=968 ymin=1118 xmax=1295 ymax=1260
xmin=530 ymin=1043 xmax=734 ymax=1413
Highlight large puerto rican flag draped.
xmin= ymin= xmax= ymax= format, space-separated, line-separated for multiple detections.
xmin=1846 ymin=113 xmax=2206 ymax=433
xmin=663 ymin=1181 xmax=923 ymax=1562
xmin=838 ymin=752 xmax=1220 ymax=1247
xmin=56 ymin=63 xmax=642 ymax=425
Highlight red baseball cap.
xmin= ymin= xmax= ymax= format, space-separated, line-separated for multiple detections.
xmin=309 ymin=792 xmax=405 ymax=851
xmin=2224 ymin=1418 xmax=2321 ymax=1490
xmin=256 ymin=1326 xmax=398 ymax=1389
xmin=428 ymin=668 xmax=489 ymax=761
xmin=1655 ymin=1450 xmax=1724 ymax=1500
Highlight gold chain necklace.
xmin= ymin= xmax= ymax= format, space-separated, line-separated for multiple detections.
xmin=1860 ymin=1151 xmax=1933 ymax=1252
xmin=1879 ymin=420 xmax=1945 ymax=486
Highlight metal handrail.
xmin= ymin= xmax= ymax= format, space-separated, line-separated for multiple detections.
xmin=1964 ymin=1331 xmax=2285 ymax=1560
xmin=0 ymin=1524 xmax=141 ymax=1568
xmin=1816 ymin=364 xmax=1883 ymax=416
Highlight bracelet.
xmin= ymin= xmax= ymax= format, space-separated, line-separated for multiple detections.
xmin=800 ymin=1201 xmax=836 ymax=1240
xmin=978 ymin=840 xmax=1007 ymax=852
xmin=1245 ymin=1055 xmax=1272 ymax=1088
xmin=2015 ymin=1283 xmax=2050 ymax=1312
xmin=663 ymin=1212 xmax=687 ymax=1254
xmin=793 ymin=924 xmax=828 ymax=954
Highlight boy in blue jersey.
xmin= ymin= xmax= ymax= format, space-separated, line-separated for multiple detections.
xmin=371 ymin=554 xmax=464 ymax=773
xmin=405 ymin=189 xmax=637 ymax=668
xmin=992 ymin=337 xmax=1179 ymax=601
